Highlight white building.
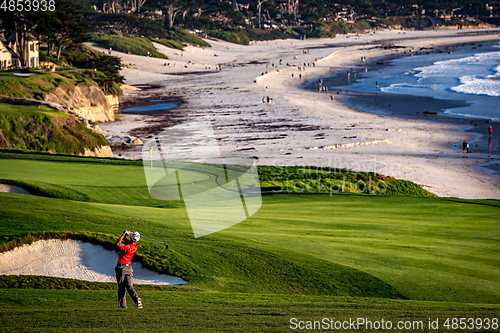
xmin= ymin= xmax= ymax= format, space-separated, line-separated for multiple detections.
xmin=0 ymin=33 xmax=39 ymax=70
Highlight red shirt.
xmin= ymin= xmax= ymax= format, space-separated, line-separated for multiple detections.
xmin=117 ymin=240 xmax=138 ymax=264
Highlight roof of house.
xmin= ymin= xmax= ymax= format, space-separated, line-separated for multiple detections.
xmin=6 ymin=32 xmax=37 ymax=42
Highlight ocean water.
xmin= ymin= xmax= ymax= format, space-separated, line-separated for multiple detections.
xmin=119 ymin=98 xmax=180 ymax=114
xmin=329 ymin=44 xmax=500 ymax=121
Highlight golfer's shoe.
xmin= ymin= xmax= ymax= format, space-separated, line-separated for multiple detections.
xmin=136 ymin=298 xmax=143 ymax=309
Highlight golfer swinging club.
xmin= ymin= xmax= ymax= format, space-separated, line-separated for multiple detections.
xmin=116 ymin=230 xmax=143 ymax=308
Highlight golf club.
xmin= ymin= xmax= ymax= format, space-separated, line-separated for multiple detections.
xmin=141 ymin=236 xmax=169 ymax=250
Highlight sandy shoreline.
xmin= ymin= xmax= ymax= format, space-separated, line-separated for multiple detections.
xmin=97 ymin=29 xmax=500 ymax=199
xmin=307 ymin=42 xmax=500 ymax=179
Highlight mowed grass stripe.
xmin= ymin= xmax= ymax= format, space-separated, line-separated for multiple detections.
xmin=0 ymin=158 xmax=208 ymax=187
xmin=1 ymin=289 xmax=499 ymax=333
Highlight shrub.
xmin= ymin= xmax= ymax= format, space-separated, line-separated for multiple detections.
xmin=107 ymin=81 xmax=122 ymax=96
xmin=163 ymin=27 xmax=211 ymax=47
xmin=155 ymin=39 xmax=184 ymax=51
xmin=207 ymin=30 xmax=249 ymax=45
xmin=39 ymin=50 xmax=49 ymax=62
xmin=90 ymin=33 xmax=167 ymax=59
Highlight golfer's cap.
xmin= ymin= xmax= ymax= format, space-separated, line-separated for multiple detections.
xmin=131 ymin=232 xmax=141 ymax=242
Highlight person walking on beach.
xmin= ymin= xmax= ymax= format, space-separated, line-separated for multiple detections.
xmin=489 ymin=126 xmax=493 ymax=138
xmin=462 ymin=140 xmax=467 ymax=153
xmin=116 ymin=231 xmax=143 ymax=309
xmin=331 ymin=94 xmax=334 ymax=101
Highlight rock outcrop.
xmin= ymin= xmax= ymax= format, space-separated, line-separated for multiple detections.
xmin=89 ymin=124 xmax=143 ymax=146
xmin=42 ymin=83 xmax=115 ymax=122
xmin=83 ymin=145 xmax=114 ymax=158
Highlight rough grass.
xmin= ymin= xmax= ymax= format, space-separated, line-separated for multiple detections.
xmin=90 ymin=33 xmax=167 ymax=59
xmin=155 ymin=38 xmax=185 ymax=51
xmin=327 ymin=21 xmax=356 ymax=35
xmin=244 ymin=28 xmax=288 ymax=41
xmin=259 ymin=165 xmax=435 ymax=197
xmin=163 ymin=27 xmax=211 ymax=47
xmin=0 ymin=104 xmax=108 ymax=154
xmin=0 ymin=72 xmax=74 ymax=99
xmin=0 ymin=179 xmax=91 ymax=202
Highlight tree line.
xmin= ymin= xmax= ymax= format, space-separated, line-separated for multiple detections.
xmin=0 ymin=0 xmax=87 ymax=67
xmin=86 ymin=0 xmax=491 ymax=30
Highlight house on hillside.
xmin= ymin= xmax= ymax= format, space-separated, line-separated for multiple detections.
xmin=0 ymin=33 xmax=39 ymax=70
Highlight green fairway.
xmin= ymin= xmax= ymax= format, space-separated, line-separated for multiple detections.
xmin=0 ymin=152 xmax=498 ymax=331
xmin=226 ymin=194 xmax=500 ymax=304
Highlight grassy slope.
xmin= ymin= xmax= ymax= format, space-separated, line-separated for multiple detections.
xmin=90 ymin=33 xmax=167 ymax=59
xmin=208 ymin=30 xmax=250 ymax=45
xmin=0 ymin=154 xmax=498 ymax=301
xmin=0 ymin=72 xmax=75 ymax=99
xmin=161 ymin=26 xmax=211 ymax=48
xmin=0 ymin=191 xmax=404 ymax=298
xmin=0 ymin=156 xmax=434 ymax=208
xmin=0 ymin=104 xmax=108 ymax=154
xmin=227 ymin=194 xmax=500 ymax=304
xmin=85 ymin=13 xmax=210 ymax=48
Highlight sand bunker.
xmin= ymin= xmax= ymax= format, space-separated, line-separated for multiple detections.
xmin=0 ymin=239 xmax=187 ymax=285
xmin=0 ymin=184 xmax=32 ymax=195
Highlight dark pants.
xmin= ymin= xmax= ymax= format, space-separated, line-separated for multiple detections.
xmin=115 ymin=265 xmax=139 ymax=308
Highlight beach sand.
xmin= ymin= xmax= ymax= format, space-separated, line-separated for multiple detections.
xmin=97 ymin=29 xmax=500 ymax=199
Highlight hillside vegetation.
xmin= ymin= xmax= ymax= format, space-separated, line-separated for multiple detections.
xmin=76 ymin=0 xmax=493 ymax=46
xmin=90 ymin=33 xmax=168 ymax=59
xmin=0 ymin=72 xmax=75 ymax=99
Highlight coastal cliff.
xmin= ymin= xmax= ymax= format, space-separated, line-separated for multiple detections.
xmin=0 ymin=72 xmax=120 ymax=158
xmin=42 ymin=83 xmax=116 ymax=123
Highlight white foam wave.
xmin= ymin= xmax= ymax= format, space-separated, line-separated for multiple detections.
xmin=451 ymin=76 xmax=500 ymax=97
xmin=381 ymin=83 xmax=454 ymax=98
xmin=413 ymin=51 xmax=500 ymax=97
